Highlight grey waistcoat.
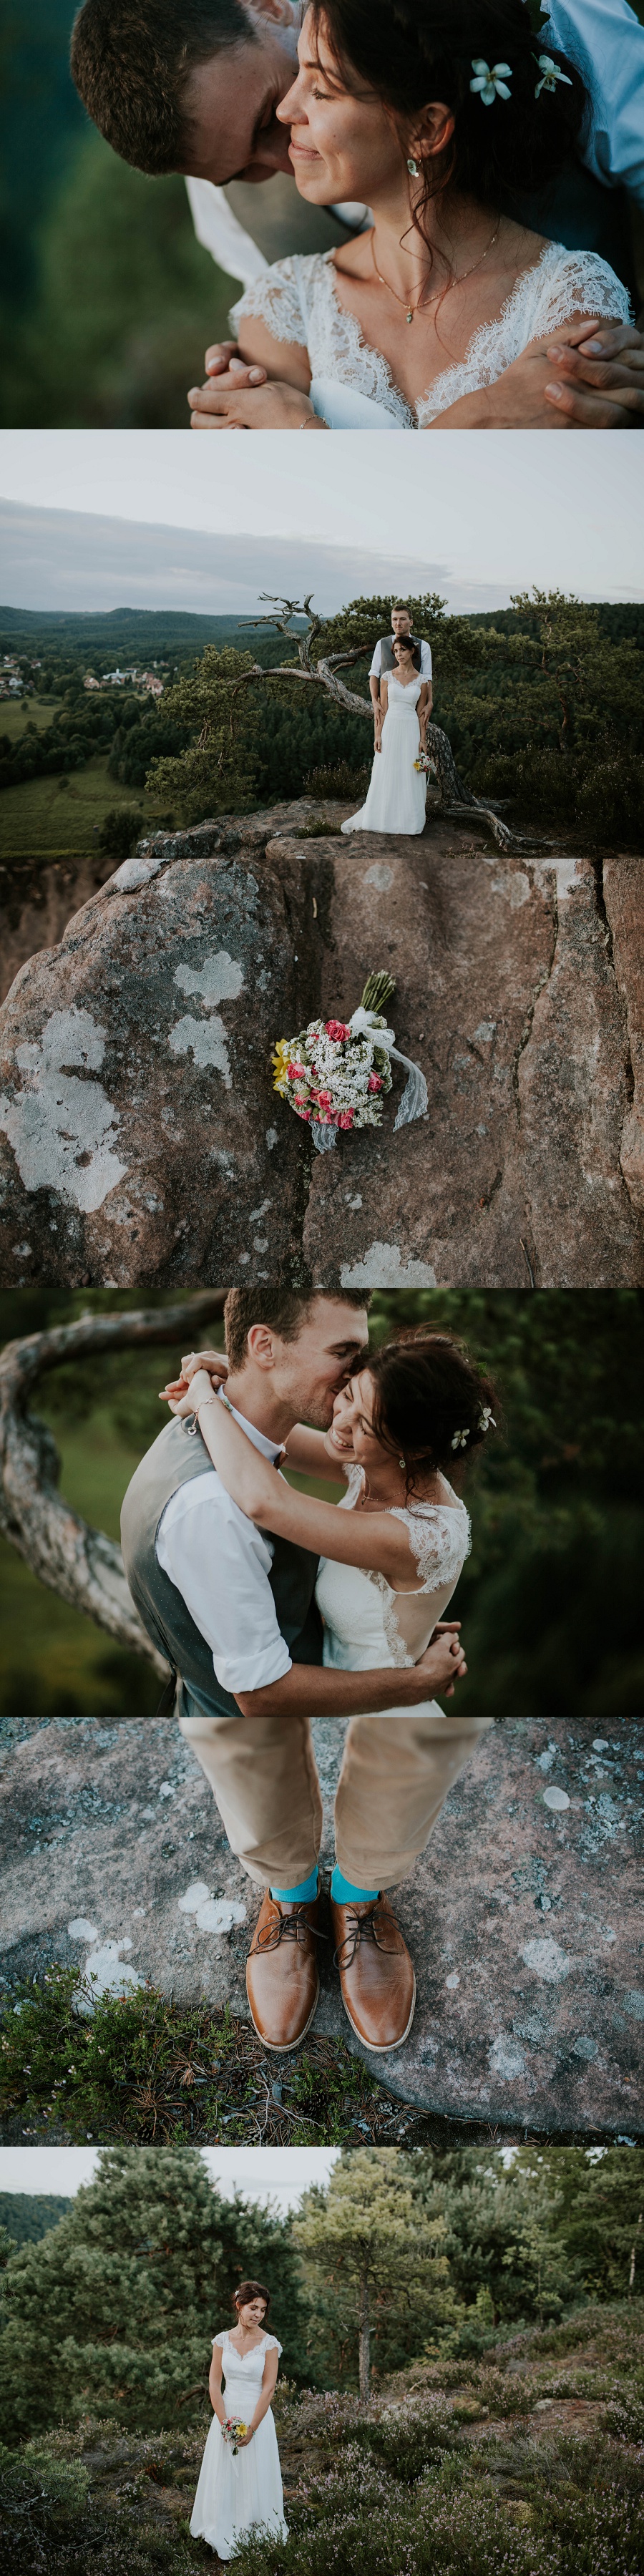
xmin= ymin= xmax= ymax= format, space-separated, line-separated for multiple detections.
xmin=120 ymin=1416 xmax=322 ymax=1719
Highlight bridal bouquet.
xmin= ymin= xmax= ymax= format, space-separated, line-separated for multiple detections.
xmin=273 ymin=972 xmax=427 ymax=1153
xmin=221 ymin=2419 xmax=248 ymax=2454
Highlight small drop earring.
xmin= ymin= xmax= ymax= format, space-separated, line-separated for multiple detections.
xmin=406 ymin=157 xmax=420 ymax=176
xmin=399 ymin=1456 xmax=406 ymax=1474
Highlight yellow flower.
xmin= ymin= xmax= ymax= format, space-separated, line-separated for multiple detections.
xmin=272 ymin=1038 xmax=294 ymax=1097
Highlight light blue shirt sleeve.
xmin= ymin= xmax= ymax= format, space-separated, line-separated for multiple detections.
xmin=542 ymin=0 xmax=644 ymax=205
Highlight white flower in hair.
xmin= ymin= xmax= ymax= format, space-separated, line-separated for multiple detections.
xmin=451 ymin=1428 xmax=470 ymax=1451
xmin=534 ymin=52 xmax=572 ymax=96
xmin=479 ymin=1405 xmax=497 ymax=1433
xmin=470 ymin=59 xmax=512 ymax=104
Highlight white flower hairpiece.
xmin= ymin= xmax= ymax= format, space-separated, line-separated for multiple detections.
xmin=451 ymin=1428 xmax=469 ymax=1451
xmin=534 ymin=52 xmax=572 ymax=96
xmin=470 ymin=58 xmax=512 ymax=104
xmin=479 ymin=1405 xmax=496 ymax=1433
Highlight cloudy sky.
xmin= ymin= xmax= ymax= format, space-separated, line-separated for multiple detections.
xmin=0 ymin=431 xmax=642 ymax=614
xmin=0 ymin=2145 xmax=338 ymax=2212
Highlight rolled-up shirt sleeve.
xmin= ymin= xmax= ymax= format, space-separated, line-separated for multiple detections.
xmin=156 ymin=1481 xmax=292 ymax=1695
xmin=369 ymin=643 xmax=383 ymax=676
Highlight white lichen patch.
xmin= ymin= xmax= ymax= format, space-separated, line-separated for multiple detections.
xmin=519 ymin=1936 xmax=572 ymax=1984
xmin=491 ymin=869 xmax=531 ymax=908
xmin=543 ymin=1785 xmax=570 ymax=1811
xmin=341 ymin=1244 xmax=437 ymax=1287
xmin=174 ymin=953 xmax=245 ymax=1009
xmin=488 ymin=2032 xmax=527 ymax=2079
xmin=169 ymin=952 xmax=245 ymax=1087
xmin=73 ymin=1936 xmax=145 ymax=2018
xmin=177 ymin=1879 xmax=246 ymax=1935
xmin=169 ymin=1015 xmax=235 ymax=1080
xmin=364 ymin=864 xmax=394 ymax=891
xmin=0 ymin=1008 xmax=128 ymax=1209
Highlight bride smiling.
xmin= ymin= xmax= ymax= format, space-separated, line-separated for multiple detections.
xmin=187 ymin=0 xmax=642 ymax=431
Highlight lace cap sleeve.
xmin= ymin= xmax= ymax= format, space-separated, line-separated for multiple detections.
xmin=263 ymin=2335 xmax=283 ymax=2356
xmin=389 ymin=1501 xmax=471 ymax=1592
xmin=522 ymin=245 xmax=631 ymax=341
xmin=213 ymin=2331 xmax=227 ymax=2348
xmin=230 ymin=254 xmax=322 ymax=347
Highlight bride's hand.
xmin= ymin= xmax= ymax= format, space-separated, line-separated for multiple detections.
xmin=160 ymin=1365 xmax=215 ymax=1417
xmin=180 ymin=1348 xmax=228 ymax=1386
xmin=187 ymin=374 xmax=327 ymax=430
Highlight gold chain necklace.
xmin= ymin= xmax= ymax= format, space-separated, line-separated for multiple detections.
xmin=369 ymin=220 xmax=500 ymax=325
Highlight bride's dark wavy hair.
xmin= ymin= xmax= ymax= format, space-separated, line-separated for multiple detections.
xmin=309 ymin=0 xmax=588 ymax=264
xmin=233 ymin=2280 xmax=270 ymax=2316
xmin=362 ymin=1327 xmax=499 ymax=1496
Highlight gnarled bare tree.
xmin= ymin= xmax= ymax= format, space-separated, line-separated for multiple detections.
xmin=232 ymin=595 xmax=540 ymax=851
xmin=0 ymin=1293 xmax=225 ymax=1667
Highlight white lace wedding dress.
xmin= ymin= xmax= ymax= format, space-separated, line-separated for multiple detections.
xmin=230 ymin=240 xmax=630 ymax=428
xmin=341 ymin=673 xmax=427 ymax=835
xmin=190 ymin=2332 xmax=288 ymax=2560
xmin=316 ymin=1465 xmax=471 ymax=1678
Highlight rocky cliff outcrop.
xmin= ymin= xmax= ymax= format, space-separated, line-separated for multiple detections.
xmin=1 ymin=1712 xmax=640 ymax=2134
xmin=0 ymin=808 xmax=641 ymax=1286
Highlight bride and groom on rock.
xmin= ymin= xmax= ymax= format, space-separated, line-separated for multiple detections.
xmin=72 ymin=0 xmax=644 ymax=431
xmin=121 ymin=1287 xmax=495 ymax=2057
xmin=343 ymin=601 xmax=434 ymax=836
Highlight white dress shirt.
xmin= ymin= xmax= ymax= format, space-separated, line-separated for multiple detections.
xmin=370 ymin=639 xmax=432 ymax=680
xmin=156 ymin=1398 xmax=292 ymax=1696
xmin=544 ymin=0 xmax=644 ymax=208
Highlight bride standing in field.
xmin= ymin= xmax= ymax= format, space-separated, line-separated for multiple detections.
xmin=341 ymin=634 xmax=430 ymax=834
xmin=190 ymin=2280 xmax=288 ymax=2561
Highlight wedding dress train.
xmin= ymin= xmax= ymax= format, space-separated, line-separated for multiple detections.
xmin=341 ymin=675 xmax=427 ymax=835
xmin=190 ymin=2333 xmax=288 ymax=2560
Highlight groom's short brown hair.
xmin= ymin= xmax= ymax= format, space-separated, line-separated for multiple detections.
xmin=224 ymin=1287 xmax=371 ymax=1371
xmin=70 ymin=0 xmax=255 ymax=176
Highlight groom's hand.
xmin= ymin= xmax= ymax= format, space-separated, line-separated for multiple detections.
xmin=417 ymin=1624 xmax=466 ymax=1698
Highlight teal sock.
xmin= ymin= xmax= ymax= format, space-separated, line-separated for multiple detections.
xmin=331 ymin=1863 xmax=380 ymax=1905
xmin=270 ymin=1868 xmax=318 ymax=1904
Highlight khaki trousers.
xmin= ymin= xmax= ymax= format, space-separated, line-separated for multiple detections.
xmin=178 ymin=1698 xmax=492 ymax=1890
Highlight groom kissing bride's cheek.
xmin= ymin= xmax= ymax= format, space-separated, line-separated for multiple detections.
xmin=71 ymin=0 xmax=644 ymax=431
xmin=120 ymin=1287 xmax=497 ymax=2058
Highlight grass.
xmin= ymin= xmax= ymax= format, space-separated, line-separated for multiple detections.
xmin=1 ymin=2306 xmax=642 ymax=2574
xmin=0 ymin=696 xmax=62 ymax=738
xmin=0 ymin=752 xmax=161 ymax=860
xmin=0 ymin=1969 xmax=428 ymax=2147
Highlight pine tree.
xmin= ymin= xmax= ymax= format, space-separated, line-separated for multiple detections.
xmin=293 ymin=2149 xmax=452 ymax=2399
xmin=0 ymin=2145 xmax=308 ymax=2441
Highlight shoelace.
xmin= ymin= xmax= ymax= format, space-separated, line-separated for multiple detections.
xmin=250 ymin=1906 xmax=328 ymax=1956
xmin=333 ymin=1901 xmax=389 ymax=1971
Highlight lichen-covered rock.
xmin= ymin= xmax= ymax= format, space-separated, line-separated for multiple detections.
xmin=299 ymin=836 xmax=644 ymax=1287
xmin=0 ymin=810 xmax=642 ymax=1287
xmin=0 ymin=814 xmax=331 ymax=1284
xmin=1 ymin=1713 xmax=640 ymax=2135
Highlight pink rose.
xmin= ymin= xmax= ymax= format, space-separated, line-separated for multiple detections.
xmin=367 ymin=1073 xmax=383 ymax=1093
xmin=325 ymin=1020 xmax=350 ymax=1043
xmin=296 ymin=1106 xmax=312 ymax=1121
xmin=316 ymin=1089 xmax=333 ymax=1108
xmin=336 ymin=1110 xmax=355 ymax=1129
xmin=288 ymin=1061 xmax=306 ymax=1080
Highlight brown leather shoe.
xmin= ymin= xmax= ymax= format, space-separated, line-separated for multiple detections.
xmin=245 ymin=1890 xmax=323 ymax=2051
xmin=331 ymin=1893 xmax=416 ymax=2051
